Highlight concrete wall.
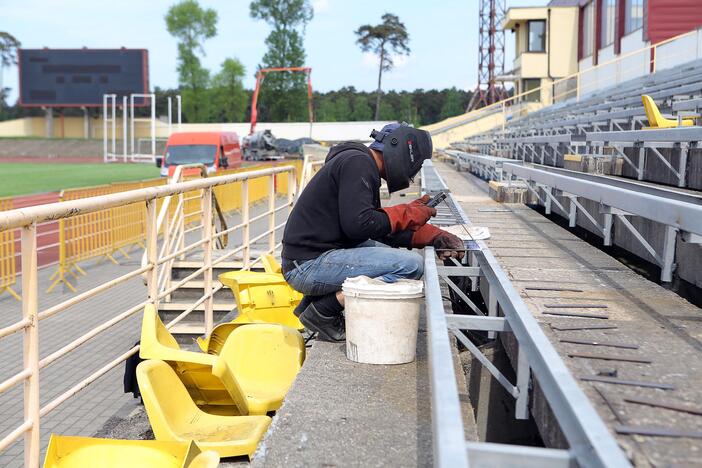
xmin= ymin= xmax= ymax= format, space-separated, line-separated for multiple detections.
xmin=0 ymin=117 xmax=393 ymax=143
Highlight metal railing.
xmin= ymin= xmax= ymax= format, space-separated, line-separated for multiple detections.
xmin=0 ymin=164 xmax=297 ymax=466
xmin=420 ymin=161 xmax=630 ymax=467
xmin=502 ymin=162 xmax=702 ymax=282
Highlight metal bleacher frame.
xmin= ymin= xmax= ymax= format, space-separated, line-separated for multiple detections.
xmin=420 ymin=161 xmax=630 ymax=468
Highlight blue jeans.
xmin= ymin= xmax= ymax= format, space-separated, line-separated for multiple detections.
xmin=283 ymin=240 xmax=424 ymax=297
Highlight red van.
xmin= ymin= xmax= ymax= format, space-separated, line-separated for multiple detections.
xmin=158 ymin=132 xmax=242 ymax=177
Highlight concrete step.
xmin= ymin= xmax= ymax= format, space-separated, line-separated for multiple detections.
xmin=167 ymin=280 xmax=233 ymax=301
xmin=158 ymin=302 xmax=235 ymax=344
xmin=170 ymin=260 xmax=251 ymax=281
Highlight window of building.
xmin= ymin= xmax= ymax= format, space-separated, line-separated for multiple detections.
xmin=522 ymin=79 xmax=541 ymax=102
xmin=625 ymin=0 xmax=644 ymax=34
xmin=581 ymin=1 xmax=594 ymax=58
xmin=527 ymin=20 xmax=546 ymax=52
xmin=601 ymin=0 xmax=616 ymax=46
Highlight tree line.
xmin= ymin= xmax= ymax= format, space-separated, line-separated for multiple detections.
xmin=0 ymin=0 xmax=473 ymax=126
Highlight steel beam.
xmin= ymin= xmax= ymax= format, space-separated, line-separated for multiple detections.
xmin=503 ymin=163 xmax=702 ymax=236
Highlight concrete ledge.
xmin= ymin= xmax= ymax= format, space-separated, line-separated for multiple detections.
xmin=252 ymin=322 xmax=433 ymax=467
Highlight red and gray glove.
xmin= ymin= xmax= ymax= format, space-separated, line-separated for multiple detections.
xmin=409 ymin=194 xmax=431 ymax=207
xmin=381 ymin=203 xmax=436 ymax=233
xmin=412 ymin=224 xmax=465 ymax=260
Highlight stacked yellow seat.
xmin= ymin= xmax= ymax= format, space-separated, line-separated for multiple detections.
xmin=43 ymin=436 xmax=219 ymax=468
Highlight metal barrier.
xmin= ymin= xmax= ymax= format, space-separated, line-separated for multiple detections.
xmin=420 ymin=161 xmax=630 ymax=468
xmin=47 ymin=180 xmax=168 ymax=293
xmin=503 ymin=162 xmax=702 ymax=282
xmin=0 ymin=198 xmax=19 ymax=300
xmin=0 ymin=164 xmax=297 ymax=466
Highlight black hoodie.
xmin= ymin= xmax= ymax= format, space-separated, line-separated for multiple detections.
xmin=281 ymin=142 xmax=413 ymax=262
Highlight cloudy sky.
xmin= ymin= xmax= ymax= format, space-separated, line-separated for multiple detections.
xmin=1 ymin=0 xmax=544 ymax=101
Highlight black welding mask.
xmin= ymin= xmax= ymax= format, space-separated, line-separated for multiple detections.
xmin=369 ymin=122 xmax=433 ymax=193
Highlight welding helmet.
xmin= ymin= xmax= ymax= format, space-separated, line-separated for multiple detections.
xmin=369 ymin=122 xmax=433 ymax=193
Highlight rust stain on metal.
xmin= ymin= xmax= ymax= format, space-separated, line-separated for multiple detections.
xmin=568 ymin=352 xmax=651 ymax=363
xmin=560 ymin=339 xmax=639 ymax=350
xmin=580 ymin=375 xmax=675 ymax=390
xmin=623 ymin=396 xmax=702 ymax=416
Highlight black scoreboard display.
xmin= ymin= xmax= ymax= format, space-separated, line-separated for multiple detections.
xmin=18 ymin=48 xmax=149 ymax=107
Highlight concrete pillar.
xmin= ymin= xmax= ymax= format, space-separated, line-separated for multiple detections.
xmin=44 ymin=108 xmax=53 ymax=138
xmin=82 ymin=107 xmax=90 ymax=139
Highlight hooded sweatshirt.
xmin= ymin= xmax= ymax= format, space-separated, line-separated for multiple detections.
xmin=281 ymin=142 xmax=413 ymax=262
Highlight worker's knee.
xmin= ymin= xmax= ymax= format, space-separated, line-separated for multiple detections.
xmin=395 ymin=252 xmax=424 ymax=280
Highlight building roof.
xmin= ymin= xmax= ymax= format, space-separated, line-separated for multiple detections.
xmin=547 ymin=0 xmax=580 ymax=6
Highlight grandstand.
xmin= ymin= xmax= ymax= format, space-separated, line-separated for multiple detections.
xmin=3 ymin=4 xmax=702 ymax=468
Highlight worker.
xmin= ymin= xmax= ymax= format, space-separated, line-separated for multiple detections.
xmin=281 ymin=122 xmax=464 ymax=342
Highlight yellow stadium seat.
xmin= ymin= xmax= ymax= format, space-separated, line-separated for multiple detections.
xmin=642 ymin=95 xmax=694 ymax=128
xmin=139 ymin=305 xmax=236 ymax=409
xmin=197 ymin=322 xmax=245 ymax=355
xmin=211 ymin=324 xmax=305 ymax=415
xmin=43 ymin=435 xmax=219 ymax=468
xmin=261 ymin=254 xmax=282 ymax=274
xmin=218 ymin=271 xmax=304 ymax=330
xmin=137 ymin=360 xmax=271 ymax=459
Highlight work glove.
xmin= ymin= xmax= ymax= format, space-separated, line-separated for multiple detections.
xmin=411 ymin=224 xmax=465 ymax=260
xmin=409 ymin=194 xmax=431 ymax=206
xmin=381 ymin=203 xmax=436 ymax=233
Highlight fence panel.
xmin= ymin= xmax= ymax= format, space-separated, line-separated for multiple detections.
xmin=0 ymin=198 xmax=20 ymax=300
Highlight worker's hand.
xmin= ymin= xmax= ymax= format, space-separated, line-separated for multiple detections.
xmin=433 ymin=232 xmax=465 ymax=261
xmin=381 ymin=203 xmax=436 ymax=233
xmin=411 ymin=224 xmax=465 ymax=260
xmin=409 ymin=194 xmax=431 ymax=206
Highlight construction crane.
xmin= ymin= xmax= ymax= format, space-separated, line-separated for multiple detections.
xmin=467 ymin=0 xmax=507 ymax=111
xmin=249 ymin=67 xmax=314 ymax=135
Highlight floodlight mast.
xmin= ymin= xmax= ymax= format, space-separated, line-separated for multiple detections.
xmin=249 ymin=67 xmax=314 ymax=135
xmin=467 ymin=0 xmax=507 ymax=111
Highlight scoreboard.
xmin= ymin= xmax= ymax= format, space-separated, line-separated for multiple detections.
xmin=18 ymin=48 xmax=149 ymax=107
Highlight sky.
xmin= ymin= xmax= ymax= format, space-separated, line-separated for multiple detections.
xmin=1 ymin=0 xmax=545 ymax=102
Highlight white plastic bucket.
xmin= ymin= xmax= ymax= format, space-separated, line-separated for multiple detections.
xmin=342 ymin=276 xmax=424 ymax=365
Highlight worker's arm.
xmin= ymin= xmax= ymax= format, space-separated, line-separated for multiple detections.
xmin=336 ymin=156 xmax=393 ymax=240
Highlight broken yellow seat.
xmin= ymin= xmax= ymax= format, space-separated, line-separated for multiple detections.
xmin=261 ymin=254 xmax=282 ymax=274
xmin=139 ymin=305 xmax=235 ymax=409
xmin=137 ymin=359 xmax=271 ymax=459
xmin=218 ymin=271 xmax=303 ymax=330
xmin=43 ymin=435 xmax=219 ymax=468
xmin=212 ymin=323 xmax=305 ymax=415
xmin=642 ymin=94 xmax=694 ymax=128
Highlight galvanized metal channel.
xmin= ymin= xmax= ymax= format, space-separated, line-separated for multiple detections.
xmin=420 ymin=160 xmax=630 ymax=468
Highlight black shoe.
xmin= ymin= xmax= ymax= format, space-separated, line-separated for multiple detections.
xmin=293 ymin=295 xmax=313 ymax=318
xmin=299 ymin=303 xmax=346 ymax=342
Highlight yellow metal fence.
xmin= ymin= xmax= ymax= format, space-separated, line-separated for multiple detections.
xmin=46 ymin=161 xmax=303 ymax=293
xmin=0 ymin=198 xmax=19 ymax=300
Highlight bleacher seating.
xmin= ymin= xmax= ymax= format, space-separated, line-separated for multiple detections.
xmin=457 ymin=58 xmax=702 ymax=190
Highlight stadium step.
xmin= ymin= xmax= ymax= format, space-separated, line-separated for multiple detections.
xmin=166 ymin=280 xmax=232 ymax=302
xmin=157 ymin=302 xmax=234 ymax=343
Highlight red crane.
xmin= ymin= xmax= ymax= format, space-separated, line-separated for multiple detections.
xmin=249 ymin=67 xmax=314 ymax=135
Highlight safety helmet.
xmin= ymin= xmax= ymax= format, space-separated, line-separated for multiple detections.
xmin=369 ymin=122 xmax=433 ymax=193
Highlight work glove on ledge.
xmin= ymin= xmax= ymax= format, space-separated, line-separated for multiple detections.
xmin=380 ymin=203 xmax=436 ymax=233
xmin=411 ymin=224 xmax=465 ymax=260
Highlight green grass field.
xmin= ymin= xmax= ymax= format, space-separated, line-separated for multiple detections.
xmin=0 ymin=163 xmax=161 ymax=197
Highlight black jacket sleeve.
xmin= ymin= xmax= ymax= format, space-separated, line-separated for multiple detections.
xmin=336 ymin=156 xmax=392 ymax=240
xmin=378 ymin=230 xmax=414 ymax=249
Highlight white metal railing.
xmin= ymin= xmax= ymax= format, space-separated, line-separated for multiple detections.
xmin=0 ymin=164 xmax=297 ymax=466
